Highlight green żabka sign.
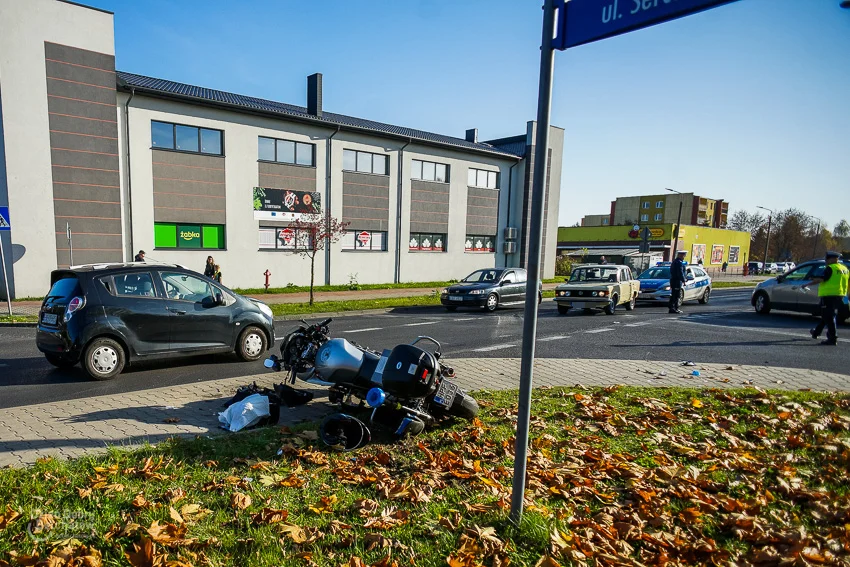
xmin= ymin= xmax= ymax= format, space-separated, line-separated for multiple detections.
xmin=178 ymin=225 xmax=201 ymax=248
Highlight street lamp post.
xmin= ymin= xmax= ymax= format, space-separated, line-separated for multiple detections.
xmin=757 ymin=206 xmax=773 ymax=272
xmin=665 ymin=188 xmax=684 ymax=259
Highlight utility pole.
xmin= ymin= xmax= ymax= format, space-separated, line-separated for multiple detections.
xmin=666 ymin=188 xmax=684 ymax=259
xmin=812 ymin=220 xmax=821 ymax=257
xmin=757 ymin=206 xmax=773 ymax=269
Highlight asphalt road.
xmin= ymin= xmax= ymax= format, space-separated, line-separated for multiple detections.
xmin=1 ymin=288 xmax=847 ymax=410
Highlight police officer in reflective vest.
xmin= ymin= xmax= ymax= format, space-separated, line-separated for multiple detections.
xmin=808 ymin=251 xmax=849 ymax=346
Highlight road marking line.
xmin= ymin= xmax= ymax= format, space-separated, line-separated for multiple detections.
xmin=538 ymin=335 xmax=569 ymax=342
xmin=402 ymin=321 xmax=439 ymax=327
xmin=342 ymin=327 xmax=383 ymax=333
xmin=451 ymin=318 xmax=477 ymax=322
xmin=586 ymin=328 xmax=615 ymax=334
xmin=671 ymin=319 xmax=848 ymax=343
xmin=474 ymin=344 xmax=516 ymax=352
xmin=624 ymin=322 xmax=652 ymax=327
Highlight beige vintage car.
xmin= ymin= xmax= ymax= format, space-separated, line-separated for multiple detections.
xmin=554 ymin=264 xmax=640 ymax=315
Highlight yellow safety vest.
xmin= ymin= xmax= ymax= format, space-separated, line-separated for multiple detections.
xmin=818 ymin=263 xmax=849 ymax=297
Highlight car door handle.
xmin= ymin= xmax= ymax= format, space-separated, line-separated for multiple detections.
xmin=168 ymin=307 xmax=186 ymax=315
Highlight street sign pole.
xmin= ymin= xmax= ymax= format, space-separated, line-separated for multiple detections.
xmin=510 ymin=0 xmax=557 ymax=525
xmin=67 ymin=223 xmax=73 ymax=266
xmin=0 ymin=233 xmax=10 ymax=316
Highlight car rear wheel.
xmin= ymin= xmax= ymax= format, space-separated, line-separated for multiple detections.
xmin=237 ymin=326 xmax=267 ymax=361
xmin=45 ymin=353 xmax=76 ymax=369
xmin=557 ymin=305 xmax=570 ymax=315
xmin=699 ymin=287 xmax=711 ymax=304
xmin=82 ymin=337 xmax=125 ymax=381
xmin=754 ymin=292 xmax=771 ymax=315
xmin=604 ymin=295 xmax=618 ymax=315
xmin=624 ymin=294 xmax=636 ymax=311
xmin=485 ymin=293 xmax=499 ymax=313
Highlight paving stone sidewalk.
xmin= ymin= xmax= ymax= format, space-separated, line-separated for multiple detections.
xmin=1 ymin=357 xmax=847 ymax=468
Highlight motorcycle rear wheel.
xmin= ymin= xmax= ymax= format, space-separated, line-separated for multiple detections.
xmin=448 ymin=391 xmax=479 ymax=420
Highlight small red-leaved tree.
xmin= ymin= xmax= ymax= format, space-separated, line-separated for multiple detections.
xmin=285 ymin=214 xmax=349 ymax=305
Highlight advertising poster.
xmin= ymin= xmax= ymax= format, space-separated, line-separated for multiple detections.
xmin=728 ymin=246 xmax=740 ymax=264
xmin=691 ymin=244 xmax=706 ymax=264
xmin=711 ymin=244 xmax=724 ymax=264
xmin=253 ymin=187 xmax=321 ymax=221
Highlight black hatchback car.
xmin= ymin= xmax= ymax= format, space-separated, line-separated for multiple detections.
xmin=440 ymin=268 xmax=542 ymax=312
xmin=36 ymin=263 xmax=275 ymax=380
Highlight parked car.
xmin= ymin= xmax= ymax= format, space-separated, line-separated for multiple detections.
xmin=554 ymin=264 xmax=640 ymax=315
xmin=636 ymin=263 xmax=713 ymax=305
xmin=440 ymin=268 xmax=541 ymax=312
xmin=747 ymin=261 xmax=764 ymax=275
xmin=751 ymin=259 xmax=850 ymax=323
xmin=36 ymin=263 xmax=276 ymax=380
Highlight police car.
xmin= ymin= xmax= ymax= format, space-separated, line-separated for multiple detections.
xmin=636 ymin=262 xmax=713 ymax=305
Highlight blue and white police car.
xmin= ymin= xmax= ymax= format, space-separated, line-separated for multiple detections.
xmin=636 ymin=262 xmax=712 ymax=305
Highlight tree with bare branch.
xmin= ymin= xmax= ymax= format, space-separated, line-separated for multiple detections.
xmin=283 ymin=214 xmax=349 ymax=305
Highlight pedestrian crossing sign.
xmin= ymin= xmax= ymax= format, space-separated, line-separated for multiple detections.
xmin=0 ymin=207 xmax=9 ymax=231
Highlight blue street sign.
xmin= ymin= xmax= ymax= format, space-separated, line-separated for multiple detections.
xmin=553 ymin=0 xmax=738 ymax=50
xmin=0 ymin=207 xmax=9 ymax=231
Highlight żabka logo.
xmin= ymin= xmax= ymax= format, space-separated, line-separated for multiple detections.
xmin=180 ymin=230 xmax=200 ymax=240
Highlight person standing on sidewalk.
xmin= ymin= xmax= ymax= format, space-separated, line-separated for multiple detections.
xmin=668 ymin=249 xmax=687 ymax=314
xmin=808 ymin=251 xmax=849 ymax=346
xmin=204 ymin=256 xmax=216 ymax=278
xmin=134 ymin=250 xmax=145 ymax=262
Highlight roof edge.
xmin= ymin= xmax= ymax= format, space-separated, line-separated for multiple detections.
xmin=56 ymin=0 xmax=114 ymax=15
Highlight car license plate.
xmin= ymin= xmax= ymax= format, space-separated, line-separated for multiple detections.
xmin=449 ymin=296 xmax=463 ymax=302
xmin=571 ymin=301 xmax=585 ymax=309
xmin=42 ymin=313 xmax=57 ymax=325
xmin=432 ymin=379 xmax=459 ymax=409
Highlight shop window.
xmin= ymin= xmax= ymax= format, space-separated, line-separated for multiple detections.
xmin=154 ymin=223 xmax=225 ymax=249
xmin=409 ymin=233 xmax=446 ymax=252
xmin=151 ymin=121 xmax=223 ymax=156
xmin=467 ymin=168 xmax=498 ymax=189
xmin=341 ymin=230 xmax=387 ymax=251
xmin=258 ymin=136 xmax=315 ymax=167
xmin=412 ymin=159 xmax=449 ymax=182
xmin=258 ymin=227 xmax=314 ymax=251
xmin=464 ymin=235 xmax=495 ymax=252
xmin=343 ymin=149 xmax=388 ymax=175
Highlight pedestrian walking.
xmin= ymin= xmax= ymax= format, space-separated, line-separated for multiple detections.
xmin=212 ymin=263 xmax=223 ymax=284
xmin=668 ymin=249 xmax=687 ymax=314
xmin=722 ymin=261 xmax=728 ymax=273
xmin=204 ymin=256 xmax=216 ymax=278
xmin=134 ymin=250 xmax=145 ymax=262
xmin=807 ymin=251 xmax=849 ymax=346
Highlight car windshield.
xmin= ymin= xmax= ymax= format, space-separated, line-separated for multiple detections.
xmin=569 ymin=267 xmax=619 ymax=283
xmin=638 ymin=267 xmax=671 ymax=280
xmin=462 ymin=269 xmax=504 ymax=283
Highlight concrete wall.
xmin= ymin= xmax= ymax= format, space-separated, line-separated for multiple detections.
xmin=581 ymin=214 xmax=609 ymax=227
xmin=0 ymin=0 xmax=115 ymax=297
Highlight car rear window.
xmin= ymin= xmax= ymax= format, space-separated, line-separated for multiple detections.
xmin=45 ymin=276 xmax=82 ymax=303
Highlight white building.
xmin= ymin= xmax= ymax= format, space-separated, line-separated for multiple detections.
xmin=0 ymin=0 xmax=564 ymax=298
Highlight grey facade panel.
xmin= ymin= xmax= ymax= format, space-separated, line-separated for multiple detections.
xmin=45 ymin=42 xmax=115 ymax=71
xmin=466 ymin=187 xmax=499 ymax=235
xmin=410 ymin=220 xmax=450 ymax=234
xmin=410 ymin=176 xmax=450 ymax=234
xmin=151 ymin=149 xmax=226 ymax=224
xmin=49 ymin=131 xmax=119 ymax=154
xmin=257 ymin=162 xmax=318 ymax=192
xmin=45 ymin=42 xmax=121 ymax=267
xmin=343 ymin=172 xmax=390 ymax=188
xmin=342 ymin=172 xmax=389 ymax=232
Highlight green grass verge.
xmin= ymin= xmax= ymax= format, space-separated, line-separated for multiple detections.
xmin=270 ymin=291 xmax=557 ymax=316
xmin=0 ymin=315 xmax=37 ymax=324
xmin=1 ymin=386 xmax=847 ymax=566
xmin=711 ymin=281 xmax=757 ymax=288
xmin=239 ymin=278 xmax=561 ymax=296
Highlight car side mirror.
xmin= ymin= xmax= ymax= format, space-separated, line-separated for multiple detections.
xmin=500 ymin=280 xmax=512 ymax=286
xmin=776 ymin=274 xmax=785 ymax=283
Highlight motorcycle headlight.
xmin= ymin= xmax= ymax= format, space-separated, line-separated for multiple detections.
xmin=256 ymin=301 xmax=273 ymax=320
xmin=469 ymin=289 xmax=485 ymax=295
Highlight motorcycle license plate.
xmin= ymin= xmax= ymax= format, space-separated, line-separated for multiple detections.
xmin=433 ymin=379 xmax=459 ymax=409
xmin=42 ymin=313 xmax=57 ymax=325
xmin=449 ymin=296 xmax=463 ymax=302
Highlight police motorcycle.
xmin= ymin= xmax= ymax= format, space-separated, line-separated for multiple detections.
xmin=264 ymin=318 xmax=479 ymax=448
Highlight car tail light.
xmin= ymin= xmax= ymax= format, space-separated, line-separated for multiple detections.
xmin=64 ymin=296 xmax=85 ymax=323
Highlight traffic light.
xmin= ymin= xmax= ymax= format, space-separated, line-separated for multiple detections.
xmin=640 ymin=227 xmax=651 ymax=253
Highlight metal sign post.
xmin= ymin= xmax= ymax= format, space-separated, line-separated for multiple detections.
xmin=0 ymin=207 xmax=12 ymax=316
xmin=67 ymin=222 xmax=73 ymax=266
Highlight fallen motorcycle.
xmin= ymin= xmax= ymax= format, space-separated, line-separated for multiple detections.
xmin=264 ymin=318 xmax=478 ymax=444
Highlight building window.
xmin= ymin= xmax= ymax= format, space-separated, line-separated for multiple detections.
xmin=654 ymin=213 xmax=663 ymax=221
xmin=258 ymin=227 xmax=314 ymax=251
xmin=343 ymin=149 xmax=388 ymax=175
xmin=154 ymin=223 xmax=225 ymax=249
xmin=640 ymin=214 xmax=649 ymax=222
xmin=258 ymin=137 xmax=315 ymax=166
xmin=655 ymin=201 xmax=664 ymax=208
xmin=602 ymin=218 xmax=609 ymax=225
xmin=341 ymin=230 xmax=387 ymax=251
xmin=464 ymin=235 xmax=494 ymax=252
xmin=409 ymin=233 xmax=446 ymax=252
xmin=151 ymin=121 xmax=223 ymax=156
xmin=642 ymin=201 xmax=650 ymax=209
xmin=411 ymin=160 xmax=449 ymax=182
xmin=467 ymin=168 xmax=498 ymax=189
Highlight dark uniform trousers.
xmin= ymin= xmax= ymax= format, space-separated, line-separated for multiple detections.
xmin=669 ymin=284 xmax=683 ymax=311
xmin=813 ymin=296 xmax=842 ymax=344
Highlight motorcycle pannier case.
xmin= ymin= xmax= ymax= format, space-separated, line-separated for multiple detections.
xmin=380 ymin=344 xmax=437 ymax=399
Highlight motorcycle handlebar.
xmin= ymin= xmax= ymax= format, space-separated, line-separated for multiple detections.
xmin=318 ymin=318 xmax=333 ymax=327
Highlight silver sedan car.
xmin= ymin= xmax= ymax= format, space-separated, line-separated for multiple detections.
xmin=751 ymin=259 xmax=850 ymax=324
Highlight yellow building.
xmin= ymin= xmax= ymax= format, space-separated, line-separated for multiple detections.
xmin=557 ymin=223 xmax=750 ymax=267
xmin=581 ymin=193 xmax=729 ymax=229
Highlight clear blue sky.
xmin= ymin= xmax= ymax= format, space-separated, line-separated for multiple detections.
xmin=90 ymin=0 xmax=850 ymax=229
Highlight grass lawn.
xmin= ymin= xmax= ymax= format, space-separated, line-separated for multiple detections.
xmin=0 ymin=315 xmax=37 ymax=324
xmin=1 ymin=386 xmax=848 ymax=567
xmin=270 ymin=292 xmax=557 ymax=316
xmin=712 ymin=281 xmax=757 ymax=288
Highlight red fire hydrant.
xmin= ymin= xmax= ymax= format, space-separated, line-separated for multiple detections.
xmin=264 ymin=269 xmax=271 ymax=291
